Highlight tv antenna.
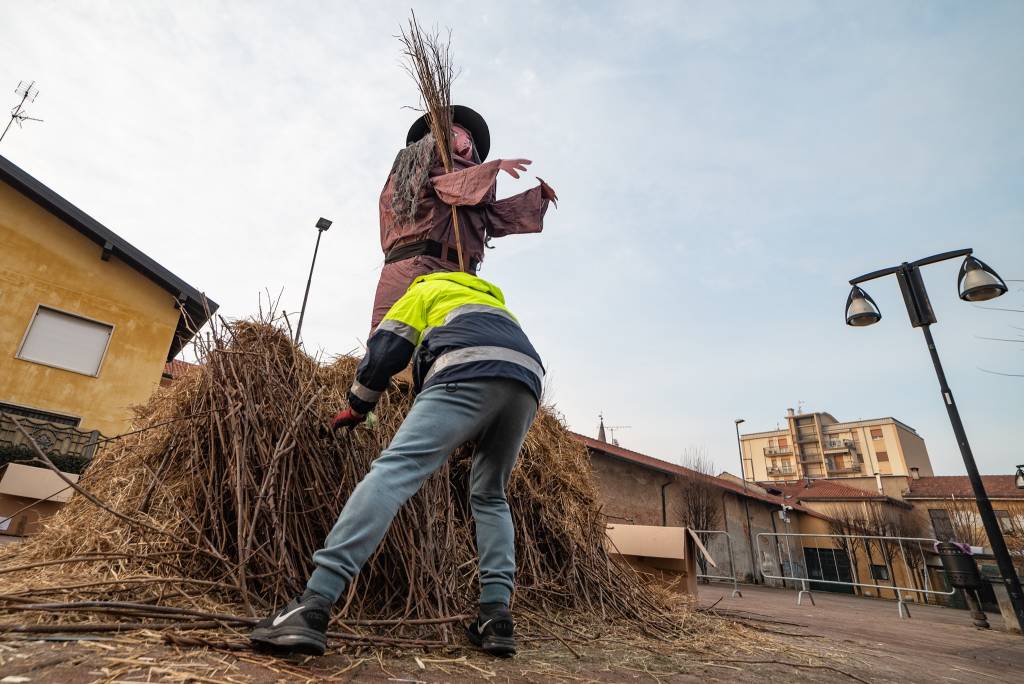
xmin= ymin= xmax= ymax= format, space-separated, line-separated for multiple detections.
xmin=0 ymin=81 xmax=44 ymax=145
xmin=597 ymin=412 xmax=631 ymax=446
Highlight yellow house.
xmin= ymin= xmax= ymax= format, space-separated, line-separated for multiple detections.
xmin=0 ymin=154 xmax=216 ymax=437
xmin=740 ymin=408 xmax=934 ymax=491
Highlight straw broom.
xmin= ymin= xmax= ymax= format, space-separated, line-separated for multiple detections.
xmin=398 ymin=12 xmax=466 ymax=272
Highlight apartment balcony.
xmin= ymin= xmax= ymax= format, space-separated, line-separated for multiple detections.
xmin=767 ymin=467 xmax=796 ymax=477
xmin=763 ymin=445 xmax=792 ymax=456
xmin=826 ymin=463 xmax=863 ymax=475
xmin=823 ymin=438 xmax=857 ymax=453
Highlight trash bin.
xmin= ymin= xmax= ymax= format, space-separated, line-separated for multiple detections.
xmin=936 ymin=542 xmax=989 ymax=629
xmin=936 ymin=541 xmax=982 ymax=589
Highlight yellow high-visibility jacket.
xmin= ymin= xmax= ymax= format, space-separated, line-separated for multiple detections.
xmin=347 ymin=272 xmax=543 ymax=413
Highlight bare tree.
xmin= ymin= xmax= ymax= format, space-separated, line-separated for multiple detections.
xmin=823 ymin=503 xmax=928 ymax=598
xmin=932 ymin=495 xmax=987 ymax=547
xmin=824 ymin=505 xmax=869 ymax=594
xmin=677 ymin=448 xmax=722 ymax=535
xmin=677 ymin=448 xmax=723 ymax=577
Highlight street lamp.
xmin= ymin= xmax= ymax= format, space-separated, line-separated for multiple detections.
xmin=844 ymin=286 xmax=881 ymax=327
xmin=958 ymin=256 xmax=1008 ymax=302
xmin=846 ymin=247 xmax=1024 ymax=633
xmin=734 ymin=417 xmax=759 ymax=583
xmin=294 ymin=217 xmax=332 ymax=345
xmin=734 ymin=418 xmax=747 ymax=490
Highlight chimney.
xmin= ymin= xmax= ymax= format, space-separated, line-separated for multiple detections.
xmin=786 ymin=408 xmax=795 ymax=417
xmin=875 ymin=472 xmax=884 ymax=494
xmin=910 ymin=467 xmax=920 ymax=480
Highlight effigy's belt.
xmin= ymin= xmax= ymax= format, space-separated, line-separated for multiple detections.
xmin=385 ymin=239 xmax=479 ymax=272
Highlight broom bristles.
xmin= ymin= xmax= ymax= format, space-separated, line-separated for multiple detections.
xmin=399 ymin=11 xmax=457 ymax=172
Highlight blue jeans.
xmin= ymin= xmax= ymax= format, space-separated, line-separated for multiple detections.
xmin=307 ymin=378 xmax=538 ymax=606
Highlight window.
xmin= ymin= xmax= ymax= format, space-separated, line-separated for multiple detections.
xmin=870 ymin=564 xmax=890 ymax=581
xmin=996 ymin=510 xmax=1016 ymax=536
xmin=876 ymin=451 xmax=889 ymax=462
xmin=778 ymin=437 xmax=788 ymax=448
xmin=870 ymin=428 xmax=883 ymax=440
xmin=17 ymin=306 xmax=113 ymax=376
xmin=929 ymin=509 xmax=955 ymax=541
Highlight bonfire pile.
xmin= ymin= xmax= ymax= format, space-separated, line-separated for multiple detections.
xmin=0 ymin=317 xmax=678 ymax=645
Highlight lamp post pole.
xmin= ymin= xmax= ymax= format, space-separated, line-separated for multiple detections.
xmin=294 ymin=218 xmax=332 ymax=345
xmin=848 ymin=249 xmax=1024 ymax=633
xmin=735 ymin=418 xmax=759 ymax=583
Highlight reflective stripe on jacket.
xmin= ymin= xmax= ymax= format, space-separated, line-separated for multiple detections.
xmin=347 ymin=272 xmax=544 ymax=414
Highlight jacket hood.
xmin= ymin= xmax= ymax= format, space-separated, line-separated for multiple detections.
xmin=414 ymin=271 xmax=506 ymax=305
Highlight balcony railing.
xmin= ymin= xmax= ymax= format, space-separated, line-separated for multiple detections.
xmin=767 ymin=466 xmax=796 ymax=476
xmin=0 ymin=413 xmax=101 ymax=461
xmin=824 ymin=438 xmax=857 ymax=452
xmin=763 ymin=445 xmax=792 ymax=456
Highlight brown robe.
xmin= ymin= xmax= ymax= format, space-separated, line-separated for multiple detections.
xmin=370 ymin=154 xmax=549 ymax=330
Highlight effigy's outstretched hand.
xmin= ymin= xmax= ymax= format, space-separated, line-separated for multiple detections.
xmin=499 ymin=158 xmax=532 ymax=179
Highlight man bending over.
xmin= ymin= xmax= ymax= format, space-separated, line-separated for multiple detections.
xmin=250 ymin=271 xmax=543 ymax=658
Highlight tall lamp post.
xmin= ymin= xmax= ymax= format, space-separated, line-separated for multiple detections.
xmin=735 ymin=418 xmax=758 ymax=583
xmin=294 ymin=217 xmax=332 ymax=345
xmin=845 ymin=248 xmax=1023 ymax=633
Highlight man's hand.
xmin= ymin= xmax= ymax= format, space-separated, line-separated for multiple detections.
xmin=537 ymin=177 xmax=558 ymax=208
xmin=499 ymin=159 xmax=532 ymax=179
xmin=330 ymin=407 xmax=366 ymax=432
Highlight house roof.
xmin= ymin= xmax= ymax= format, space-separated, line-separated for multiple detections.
xmin=740 ymin=414 xmax=919 ymax=439
xmin=768 ymin=479 xmax=912 ymax=509
xmin=162 ymin=359 xmax=198 ymax=380
xmin=771 ymin=479 xmax=886 ymax=500
xmin=0 ymin=154 xmax=217 ymax=360
xmin=570 ymin=432 xmax=829 ymax=520
xmin=904 ymin=475 xmax=1024 ymax=500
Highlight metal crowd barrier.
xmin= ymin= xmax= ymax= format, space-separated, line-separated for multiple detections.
xmin=755 ymin=532 xmax=955 ymax=618
xmin=693 ymin=529 xmax=742 ymax=598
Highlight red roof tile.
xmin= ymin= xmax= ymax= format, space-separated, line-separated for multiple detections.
xmin=904 ymin=475 xmax=1024 ymax=500
xmin=163 ymin=359 xmax=197 ymax=379
xmin=570 ymin=432 xmax=829 ymax=520
xmin=771 ymin=479 xmax=888 ymax=501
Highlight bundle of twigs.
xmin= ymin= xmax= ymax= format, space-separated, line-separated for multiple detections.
xmin=398 ymin=11 xmax=466 ymax=271
xmin=0 ymin=313 xmax=679 ymax=645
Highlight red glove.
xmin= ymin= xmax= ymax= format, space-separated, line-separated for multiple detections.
xmin=330 ymin=407 xmax=366 ymax=432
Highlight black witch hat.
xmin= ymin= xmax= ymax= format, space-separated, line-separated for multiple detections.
xmin=405 ymin=105 xmax=490 ymax=162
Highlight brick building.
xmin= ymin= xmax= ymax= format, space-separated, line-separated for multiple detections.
xmin=573 ymin=432 xmax=832 ymax=584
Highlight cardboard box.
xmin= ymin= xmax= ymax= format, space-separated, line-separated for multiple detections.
xmin=605 ymin=524 xmax=716 ymax=595
xmin=0 ymin=463 xmax=79 ymax=536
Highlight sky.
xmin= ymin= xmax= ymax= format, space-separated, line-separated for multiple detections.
xmin=1 ymin=1 xmax=1022 ymax=476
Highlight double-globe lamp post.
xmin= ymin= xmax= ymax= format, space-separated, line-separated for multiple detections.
xmin=845 ymin=248 xmax=1023 ymax=633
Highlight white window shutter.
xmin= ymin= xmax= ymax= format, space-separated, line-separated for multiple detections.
xmin=18 ymin=307 xmax=113 ymax=376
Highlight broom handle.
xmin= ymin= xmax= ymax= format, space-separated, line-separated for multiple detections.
xmin=449 ymin=205 xmax=466 ymax=272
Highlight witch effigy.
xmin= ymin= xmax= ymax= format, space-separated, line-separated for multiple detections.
xmin=369 ymin=104 xmax=558 ymax=330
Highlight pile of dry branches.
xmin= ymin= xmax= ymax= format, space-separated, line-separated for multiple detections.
xmin=0 ymin=315 xmax=679 ymax=645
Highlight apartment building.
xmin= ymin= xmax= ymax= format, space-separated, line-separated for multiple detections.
xmin=740 ymin=408 xmax=934 ymax=487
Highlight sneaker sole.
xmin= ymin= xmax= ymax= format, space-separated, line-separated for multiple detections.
xmin=250 ymin=626 xmax=327 ymax=656
xmin=481 ymin=634 xmax=517 ymax=657
xmin=467 ymin=626 xmax=516 ymax=657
